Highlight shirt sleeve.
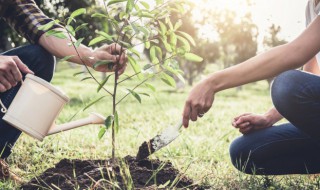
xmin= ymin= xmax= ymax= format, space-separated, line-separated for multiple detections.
xmin=1 ymin=0 xmax=63 ymax=44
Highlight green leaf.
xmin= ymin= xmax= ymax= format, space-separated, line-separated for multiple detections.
xmin=127 ymin=55 xmax=143 ymax=79
xmin=75 ymin=23 xmax=88 ymax=32
xmin=114 ymin=111 xmax=119 ymax=133
xmin=158 ymin=21 xmax=167 ymax=35
xmin=170 ymin=32 xmax=177 ymax=46
xmin=98 ymin=127 xmax=106 ymax=140
xmin=105 ymin=115 xmax=113 ymax=129
xmin=177 ymin=31 xmax=196 ymax=46
xmin=89 ymin=36 xmax=108 ymax=46
xmin=128 ymin=48 xmax=141 ymax=58
xmin=126 ymin=0 xmax=134 ymax=13
xmin=145 ymin=41 xmax=151 ymax=49
xmin=140 ymin=93 xmax=150 ymax=97
xmin=59 ymin=55 xmax=74 ymax=62
xmin=149 ymin=46 xmax=159 ymax=64
xmin=38 ymin=21 xmax=55 ymax=31
xmin=45 ymin=30 xmax=67 ymax=39
xmin=73 ymin=71 xmax=85 ymax=77
xmin=155 ymin=46 xmax=163 ymax=60
xmin=68 ymin=8 xmax=86 ymax=25
xmin=96 ymin=31 xmax=112 ymax=40
xmin=143 ymin=64 xmax=153 ymax=71
xmin=75 ymin=38 xmax=84 ymax=48
xmin=184 ymin=53 xmax=203 ymax=62
xmin=127 ymin=89 xmax=141 ymax=103
xmin=93 ymin=60 xmax=114 ymax=69
xmin=81 ymin=76 xmax=92 ymax=81
xmin=66 ymin=25 xmax=75 ymax=36
xmin=174 ymin=20 xmax=182 ymax=31
xmin=177 ymin=36 xmax=191 ymax=52
xmin=97 ymin=74 xmax=112 ymax=92
xmin=91 ymin=13 xmax=108 ymax=18
xmin=83 ymin=96 xmax=106 ymax=111
xmin=145 ymin=83 xmax=156 ymax=92
xmin=161 ymin=73 xmax=176 ymax=88
xmin=107 ymin=0 xmax=127 ymax=6
xmin=140 ymin=1 xmax=150 ymax=9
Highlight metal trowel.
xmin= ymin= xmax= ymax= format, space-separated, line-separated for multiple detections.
xmin=136 ymin=120 xmax=183 ymax=161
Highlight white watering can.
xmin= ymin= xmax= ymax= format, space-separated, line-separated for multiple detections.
xmin=0 ymin=74 xmax=105 ymax=141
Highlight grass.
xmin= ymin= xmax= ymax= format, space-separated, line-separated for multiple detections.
xmin=1 ymin=63 xmax=320 ymax=189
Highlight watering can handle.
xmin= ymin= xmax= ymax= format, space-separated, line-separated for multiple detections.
xmin=0 ymin=79 xmax=24 ymax=113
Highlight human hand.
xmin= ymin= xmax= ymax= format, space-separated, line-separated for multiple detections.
xmin=232 ymin=113 xmax=272 ymax=134
xmin=182 ymin=78 xmax=215 ymax=128
xmin=91 ymin=43 xmax=127 ymax=75
xmin=0 ymin=55 xmax=34 ymax=92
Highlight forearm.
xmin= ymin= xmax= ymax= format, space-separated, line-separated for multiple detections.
xmin=264 ymin=107 xmax=283 ymax=126
xmin=303 ymin=56 xmax=320 ymax=75
xmin=38 ymin=28 xmax=95 ymax=67
xmin=208 ymin=17 xmax=320 ymax=93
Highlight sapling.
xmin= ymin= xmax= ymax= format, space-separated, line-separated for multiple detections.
xmin=41 ymin=0 xmax=203 ymax=162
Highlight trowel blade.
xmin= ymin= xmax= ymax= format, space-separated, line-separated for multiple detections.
xmin=136 ymin=121 xmax=182 ymax=161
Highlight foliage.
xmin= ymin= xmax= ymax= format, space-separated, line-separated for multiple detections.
xmin=42 ymin=0 xmax=202 ymax=161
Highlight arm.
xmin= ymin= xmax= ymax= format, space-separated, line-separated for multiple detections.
xmin=303 ymin=56 xmax=320 ymax=75
xmin=38 ymin=29 xmax=126 ymax=74
xmin=182 ymin=16 xmax=320 ymax=127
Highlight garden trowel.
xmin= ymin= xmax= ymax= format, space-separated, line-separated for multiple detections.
xmin=136 ymin=120 xmax=183 ymax=161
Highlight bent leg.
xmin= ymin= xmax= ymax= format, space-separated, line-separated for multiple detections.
xmin=0 ymin=45 xmax=55 ymax=158
xmin=229 ymin=123 xmax=320 ymax=175
xmin=272 ymin=70 xmax=320 ymax=140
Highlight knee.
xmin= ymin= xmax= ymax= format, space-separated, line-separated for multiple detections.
xmin=29 ymin=45 xmax=55 ymax=82
xmin=229 ymin=137 xmax=255 ymax=174
xmin=271 ymin=70 xmax=303 ymax=114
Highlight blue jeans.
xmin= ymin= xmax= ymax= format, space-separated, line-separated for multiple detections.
xmin=0 ymin=45 xmax=55 ymax=159
xmin=230 ymin=70 xmax=320 ymax=175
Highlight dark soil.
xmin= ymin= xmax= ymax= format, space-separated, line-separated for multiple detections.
xmin=136 ymin=140 xmax=155 ymax=161
xmin=20 ymin=156 xmax=203 ymax=190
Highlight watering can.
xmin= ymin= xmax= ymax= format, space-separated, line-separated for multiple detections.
xmin=0 ymin=74 xmax=105 ymax=141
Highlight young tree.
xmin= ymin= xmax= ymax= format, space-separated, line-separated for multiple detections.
xmin=43 ymin=0 xmax=202 ymax=162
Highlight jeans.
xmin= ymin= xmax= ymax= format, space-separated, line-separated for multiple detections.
xmin=230 ymin=70 xmax=320 ymax=175
xmin=0 ymin=45 xmax=55 ymax=159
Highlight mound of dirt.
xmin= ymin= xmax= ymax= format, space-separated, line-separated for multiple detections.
xmin=20 ymin=156 xmax=202 ymax=189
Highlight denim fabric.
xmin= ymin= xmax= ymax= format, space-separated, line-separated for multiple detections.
xmin=230 ymin=70 xmax=320 ymax=175
xmin=0 ymin=45 xmax=55 ymax=158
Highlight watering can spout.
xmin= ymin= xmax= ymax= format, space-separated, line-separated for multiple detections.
xmin=47 ymin=112 xmax=106 ymax=136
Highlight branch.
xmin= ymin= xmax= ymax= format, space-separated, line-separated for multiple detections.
xmin=116 ymin=70 xmax=163 ymax=106
xmin=117 ymin=54 xmax=176 ymax=84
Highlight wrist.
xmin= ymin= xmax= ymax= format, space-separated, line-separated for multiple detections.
xmin=78 ymin=46 xmax=95 ymax=68
xmin=206 ymin=70 xmax=229 ymax=94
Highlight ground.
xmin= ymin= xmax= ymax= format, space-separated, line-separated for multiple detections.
xmin=1 ymin=63 xmax=320 ymax=189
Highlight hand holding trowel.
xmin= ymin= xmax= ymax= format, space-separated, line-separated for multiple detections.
xmin=136 ymin=120 xmax=183 ymax=161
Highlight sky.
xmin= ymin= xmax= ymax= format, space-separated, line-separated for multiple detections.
xmin=190 ymin=0 xmax=307 ymax=51
xmin=251 ymin=0 xmax=306 ymax=49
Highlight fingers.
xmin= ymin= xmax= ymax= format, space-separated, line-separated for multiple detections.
xmin=182 ymin=102 xmax=191 ymax=128
xmin=0 ymin=75 xmax=12 ymax=91
xmin=13 ymin=56 xmax=34 ymax=79
xmin=239 ymin=126 xmax=253 ymax=134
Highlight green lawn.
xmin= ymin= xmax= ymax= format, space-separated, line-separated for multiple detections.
xmin=1 ymin=64 xmax=320 ymax=189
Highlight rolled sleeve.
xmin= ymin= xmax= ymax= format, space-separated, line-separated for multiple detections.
xmin=1 ymin=0 xmax=62 ymax=44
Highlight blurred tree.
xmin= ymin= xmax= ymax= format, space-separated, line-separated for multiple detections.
xmin=214 ymin=10 xmax=258 ymax=69
xmin=263 ymin=24 xmax=287 ymax=87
